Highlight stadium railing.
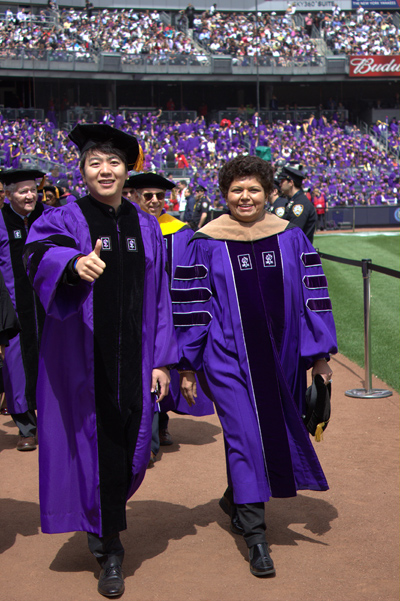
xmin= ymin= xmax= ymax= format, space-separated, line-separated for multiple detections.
xmin=0 ymin=48 xmax=348 ymax=76
xmin=216 ymin=108 xmax=349 ymax=123
xmin=0 ymin=107 xmax=44 ymax=120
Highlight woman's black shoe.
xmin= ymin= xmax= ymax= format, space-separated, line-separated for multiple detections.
xmin=98 ymin=564 xmax=125 ymax=597
xmin=249 ymin=543 xmax=276 ymax=577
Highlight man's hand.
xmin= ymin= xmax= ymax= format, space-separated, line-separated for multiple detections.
xmin=312 ymin=358 xmax=333 ymax=385
xmin=179 ymin=371 xmax=197 ymax=407
xmin=151 ymin=367 xmax=170 ymax=402
xmin=0 ymin=345 xmax=5 ymax=361
xmin=76 ymin=239 xmax=106 ymax=282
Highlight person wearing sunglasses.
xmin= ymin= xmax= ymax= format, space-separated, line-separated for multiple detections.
xmin=128 ymin=172 xmax=214 ymax=464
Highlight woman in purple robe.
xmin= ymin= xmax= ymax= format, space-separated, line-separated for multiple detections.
xmin=24 ymin=124 xmax=178 ymax=598
xmin=172 ymin=155 xmax=337 ymax=579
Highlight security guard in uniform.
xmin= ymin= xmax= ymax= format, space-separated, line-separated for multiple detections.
xmin=277 ymin=165 xmax=317 ymax=243
xmin=189 ymin=185 xmax=211 ymax=231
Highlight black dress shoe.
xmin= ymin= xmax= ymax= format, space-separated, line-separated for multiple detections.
xmin=98 ymin=564 xmax=125 ymax=597
xmin=219 ymin=494 xmax=244 ymax=535
xmin=249 ymin=542 xmax=276 ymax=577
xmin=16 ymin=436 xmax=37 ymax=451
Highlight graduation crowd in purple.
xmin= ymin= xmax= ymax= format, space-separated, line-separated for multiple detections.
xmin=1 ymin=112 xmax=399 ymax=208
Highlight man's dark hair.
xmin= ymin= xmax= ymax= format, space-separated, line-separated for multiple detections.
xmin=79 ymin=142 xmax=128 ymax=172
xmin=219 ymin=154 xmax=273 ymax=198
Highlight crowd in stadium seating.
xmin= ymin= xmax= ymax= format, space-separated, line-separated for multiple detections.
xmin=193 ymin=9 xmax=322 ymax=65
xmin=0 ymin=6 xmax=398 ymax=61
xmin=322 ymin=7 xmax=399 ymax=55
xmin=1 ymin=111 xmax=398 ymax=207
xmin=0 ymin=7 xmax=198 ymax=62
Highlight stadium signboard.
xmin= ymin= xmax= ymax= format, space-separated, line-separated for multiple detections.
xmin=351 ymin=0 xmax=400 ymax=8
xmin=349 ymin=55 xmax=400 ymax=77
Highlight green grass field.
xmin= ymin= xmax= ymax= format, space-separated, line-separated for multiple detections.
xmin=314 ymin=232 xmax=400 ymax=391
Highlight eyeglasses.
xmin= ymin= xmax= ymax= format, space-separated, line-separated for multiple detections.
xmin=142 ymin=192 xmax=165 ymax=201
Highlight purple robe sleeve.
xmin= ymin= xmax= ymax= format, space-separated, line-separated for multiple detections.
xmin=24 ymin=205 xmax=93 ymax=320
xmin=138 ymin=211 xmax=179 ymax=371
xmin=171 ymin=239 xmax=212 ymax=371
xmin=292 ymin=231 xmax=338 ymax=368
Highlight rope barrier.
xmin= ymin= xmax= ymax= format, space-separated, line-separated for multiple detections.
xmin=315 ymin=250 xmax=394 ymax=399
xmin=316 ymin=251 xmax=400 ymax=279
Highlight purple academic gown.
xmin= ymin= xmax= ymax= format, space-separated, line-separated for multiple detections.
xmin=172 ymin=223 xmax=337 ymax=505
xmin=156 ymin=213 xmax=214 ymax=417
xmin=0 ymin=203 xmax=46 ymax=414
xmin=24 ymin=196 xmax=178 ymax=536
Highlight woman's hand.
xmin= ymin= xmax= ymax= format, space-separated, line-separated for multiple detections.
xmin=312 ymin=358 xmax=333 ymax=385
xmin=179 ymin=371 xmax=197 ymax=407
xmin=151 ymin=367 xmax=171 ymax=402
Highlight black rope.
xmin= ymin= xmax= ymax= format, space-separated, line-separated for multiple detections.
xmin=316 ymin=251 xmax=400 ymax=279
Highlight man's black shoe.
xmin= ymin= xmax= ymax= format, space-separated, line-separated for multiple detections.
xmin=219 ymin=494 xmax=244 ymax=535
xmin=249 ymin=542 xmax=276 ymax=577
xmin=98 ymin=564 xmax=125 ymax=597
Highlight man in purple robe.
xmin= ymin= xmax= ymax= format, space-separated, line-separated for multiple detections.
xmin=0 ymin=168 xmax=46 ymax=450
xmin=128 ymin=172 xmax=213 ymax=464
xmin=24 ymin=125 xmax=178 ymax=598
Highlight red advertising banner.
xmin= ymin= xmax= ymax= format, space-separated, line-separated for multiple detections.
xmin=349 ymin=55 xmax=400 ymax=77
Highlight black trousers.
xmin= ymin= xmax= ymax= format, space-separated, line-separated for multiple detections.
xmin=224 ymin=486 xmax=266 ymax=548
xmin=87 ymin=532 xmax=125 ymax=569
xmin=11 ymin=409 xmax=37 ymax=437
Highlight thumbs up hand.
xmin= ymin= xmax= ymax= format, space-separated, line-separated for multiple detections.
xmin=75 ymin=239 xmax=106 ymax=282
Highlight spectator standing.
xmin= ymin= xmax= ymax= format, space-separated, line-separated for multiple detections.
xmin=312 ymin=187 xmax=327 ymax=230
xmin=177 ymin=179 xmax=188 ymax=220
xmin=185 ymin=4 xmax=196 ymax=29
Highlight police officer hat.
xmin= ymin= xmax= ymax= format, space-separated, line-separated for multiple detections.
xmin=278 ymin=165 xmax=306 ymax=187
xmin=195 ymin=185 xmax=206 ymax=193
xmin=125 ymin=172 xmax=175 ymax=190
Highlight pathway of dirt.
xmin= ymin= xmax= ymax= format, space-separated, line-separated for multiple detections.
xmin=0 ymin=353 xmax=398 ymax=601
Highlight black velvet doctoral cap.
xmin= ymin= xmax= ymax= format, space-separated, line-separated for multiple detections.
xmin=125 ymin=172 xmax=176 ymax=190
xmin=1 ymin=169 xmax=46 ymax=185
xmin=68 ymin=123 xmax=143 ymax=170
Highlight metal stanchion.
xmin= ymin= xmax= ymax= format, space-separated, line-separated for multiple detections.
xmin=346 ymin=259 xmax=393 ymax=399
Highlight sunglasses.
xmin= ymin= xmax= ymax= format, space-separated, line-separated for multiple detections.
xmin=142 ymin=192 xmax=165 ymax=201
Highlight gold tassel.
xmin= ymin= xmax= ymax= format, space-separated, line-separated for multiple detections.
xmin=133 ymin=144 xmax=144 ymax=172
xmin=42 ymin=190 xmax=47 ymax=203
xmin=37 ymin=176 xmax=46 ymax=191
xmin=315 ymin=422 xmax=325 ymax=442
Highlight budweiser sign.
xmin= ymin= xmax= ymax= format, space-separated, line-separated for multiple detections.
xmin=349 ymin=55 xmax=400 ymax=77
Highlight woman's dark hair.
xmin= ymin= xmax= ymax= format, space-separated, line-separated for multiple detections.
xmin=79 ymin=142 xmax=128 ymax=172
xmin=219 ymin=155 xmax=274 ymax=198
